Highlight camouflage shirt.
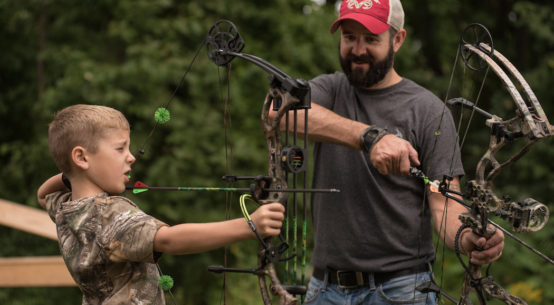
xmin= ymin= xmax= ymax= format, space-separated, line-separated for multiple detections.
xmin=45 ymin=191 xmax=168 ymax=305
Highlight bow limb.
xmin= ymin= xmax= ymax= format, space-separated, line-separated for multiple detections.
xmin=459 ymin=268 xmax=528 ymax=305
xmin=462 ymin=43 xmax=552 ymax=185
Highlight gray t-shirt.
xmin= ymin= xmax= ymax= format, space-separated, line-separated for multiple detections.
xmin=309 ymin=72 xmax=464 ymax=272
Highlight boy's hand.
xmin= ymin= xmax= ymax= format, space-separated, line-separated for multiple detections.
xmin=250 ymin=203 xmax=285 ymax=238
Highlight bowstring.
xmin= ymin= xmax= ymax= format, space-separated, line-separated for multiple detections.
xmin=411 ymin=37 xmax=490 ymax=303
xmin=429 ymin=46 xmax=463 ymax=301
xmin=424 ymin=41 xmax=491 ymax=304
xmin=134 ymin=38 xmax=205 ymax=305
xmin=301 ymin=108 xmax=309 ymax=304
xmin=411 ymin=45 xmax=461 ymax=304
xmin=220 ymin=62 xmax=235 ymax=305
xmin=136 ymin=39 xmax=206 ymax=160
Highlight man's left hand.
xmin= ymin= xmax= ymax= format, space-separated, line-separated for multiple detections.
xmin=460 ymin=226 xmax=505 ymax=265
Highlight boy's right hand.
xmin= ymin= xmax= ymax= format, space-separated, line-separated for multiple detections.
xmin=250 ymin=203 xmax=285 ymax=238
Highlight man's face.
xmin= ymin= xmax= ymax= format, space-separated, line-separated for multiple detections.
xmin=339 ymin=20 xmax=395 ymax=89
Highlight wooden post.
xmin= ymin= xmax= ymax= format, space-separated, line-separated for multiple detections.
xmin=0 ymin=256 xmax=76 ymax=287
xmin=0 ymin=198 xmax=76 ymax=287
xmin=0 ymin=198 xmax=57 ymax=240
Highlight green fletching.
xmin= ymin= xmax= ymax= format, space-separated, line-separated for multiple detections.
xmin=155 ymin=107 xmax=170 ymax=124
xmin=133 ymin=188 xmax=148 ymax=194
xmin=158 ymin=275 xmax=174 ymax=291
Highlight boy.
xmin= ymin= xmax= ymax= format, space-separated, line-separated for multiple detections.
xmin=37 ymin=104 xmax=285 ymax=304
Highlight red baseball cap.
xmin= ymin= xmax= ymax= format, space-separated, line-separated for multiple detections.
xmin=330 ymin=0 xmax=405 ymax=34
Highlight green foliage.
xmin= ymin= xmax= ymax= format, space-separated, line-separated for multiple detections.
xmin=1 ymin=0 xmax=552 ymax=304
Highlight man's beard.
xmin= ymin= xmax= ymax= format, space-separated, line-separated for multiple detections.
xmin=339 ymin=42 xmax=395 ymax=89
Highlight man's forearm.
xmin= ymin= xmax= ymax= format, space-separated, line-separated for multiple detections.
xmin=428 ymin=177 xmax=468 ymax=250
xmin=279 ymin=103 xmax=368 ymax=149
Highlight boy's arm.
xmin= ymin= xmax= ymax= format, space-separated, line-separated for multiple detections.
xmin=154 ymin=202 xmax=285 ymax=255
xmin=37 ymin=173 xmax=69 ymax=208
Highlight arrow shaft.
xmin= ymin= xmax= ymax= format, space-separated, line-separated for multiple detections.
xmin=127 ymin=186 xmax=339 ymax=193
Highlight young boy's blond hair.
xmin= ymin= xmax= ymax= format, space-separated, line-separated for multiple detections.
xmin=48 ymin=104 xmax=130 ymax=175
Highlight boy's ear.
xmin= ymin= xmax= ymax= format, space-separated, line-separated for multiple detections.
xmin=71 ymin=146 xmax=89 ymax=170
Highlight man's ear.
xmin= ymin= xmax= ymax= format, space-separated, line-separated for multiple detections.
xmin=71 ymin=146 xmax=89 ymax=170
xmin=392 ymin=29 xmax=406 ymax=53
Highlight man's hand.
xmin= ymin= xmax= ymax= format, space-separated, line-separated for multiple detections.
xmin=369 ymin=134 xmax=420 ymax=176
xmin=250 ymin=203 xmax=285 ymax=238
xmin=459 ymin=226 xmax=505 ymax=265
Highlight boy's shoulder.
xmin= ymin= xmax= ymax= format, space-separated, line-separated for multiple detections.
xmin=45 ymin=192 xmax=140 ymax=223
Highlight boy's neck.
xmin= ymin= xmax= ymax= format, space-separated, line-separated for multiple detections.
xmin=69 ymin=175 xmax=107 ymax=201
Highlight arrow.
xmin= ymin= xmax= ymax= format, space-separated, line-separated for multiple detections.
xmin=127 ymin=181 xmax=340 ymax=195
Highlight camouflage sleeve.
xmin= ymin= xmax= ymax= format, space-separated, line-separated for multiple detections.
xmin=44 ymin=191 xmax=72 ymax=222
xmin=99 ymin=196 xmax=168 ymax=264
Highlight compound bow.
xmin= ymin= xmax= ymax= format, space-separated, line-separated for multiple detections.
xmin=415 ymin=23 xmax=553 ymax=305
xmin=202 ymin=19 xmax=327 ymax=305
xmin=132 ymin=20 xmax=339 ymax=305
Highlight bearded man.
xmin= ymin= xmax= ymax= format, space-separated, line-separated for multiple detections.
xmin=280 ymin=1 xmax=505 ymax=304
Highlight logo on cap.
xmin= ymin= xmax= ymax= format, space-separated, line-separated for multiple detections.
xmin=347 ymin=0 xmax=373 ymax=10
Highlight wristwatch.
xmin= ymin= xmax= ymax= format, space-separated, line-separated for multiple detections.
xmin=360 ymin=126 xmax=389 ymax=153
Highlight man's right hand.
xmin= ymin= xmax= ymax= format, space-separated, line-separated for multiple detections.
xmin=369 ymin=134 xmax=420 ymax=176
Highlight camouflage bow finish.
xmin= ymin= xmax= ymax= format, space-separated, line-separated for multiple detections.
xmin=450 ymin=24 xmax=552 ymax=305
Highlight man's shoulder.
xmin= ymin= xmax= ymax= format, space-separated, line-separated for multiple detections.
xmin=311 ymin=71 xmax=348 ymax=84
xmin=397 ymin=78 xmax=443 ymax=105
xmin=310 ymin=72 xmax=354 ymax=98
xmin=398 ymin=78 xmax=435 ymax=94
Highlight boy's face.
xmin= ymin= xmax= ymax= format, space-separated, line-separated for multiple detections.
xmin=85 ymin=128 xmax=135 ymax=194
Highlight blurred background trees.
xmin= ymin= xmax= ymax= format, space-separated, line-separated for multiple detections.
xmin=1 ymin=0 xmax=552 ymax=304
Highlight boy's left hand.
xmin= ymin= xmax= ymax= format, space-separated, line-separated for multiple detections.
xmin=250 ymin=203 xmax=285 ymax=238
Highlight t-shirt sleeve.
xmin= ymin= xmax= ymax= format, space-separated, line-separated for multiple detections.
xmin=309 ymin=73 xmax=339 ymax=109
xmin=99 ymin=197 xmax=168 ymax=264
xmin=418 ymin=100 xmax=465 ymax=181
